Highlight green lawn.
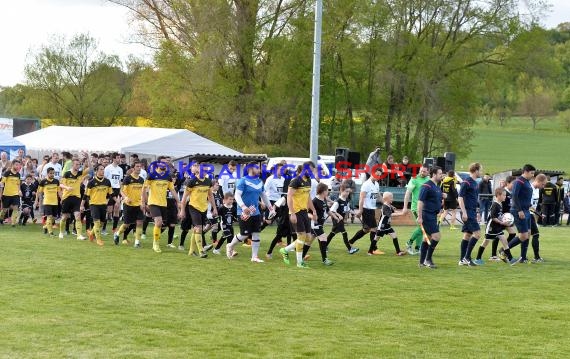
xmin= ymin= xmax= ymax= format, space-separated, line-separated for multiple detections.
xmin=1 ymin=223 xmax=569 ymax=358
xmin=457 ymin=117 xmax=570 ymax=175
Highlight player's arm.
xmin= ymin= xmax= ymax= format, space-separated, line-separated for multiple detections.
xmin=169 ymin=181 xmax=181 ymax=207
xmin=416 ymin=200 xmax=424 ymax=224
xmin=34 ymin=186 xmax=43 ymax=208
xmin=357 ymin=189 xmax=366 ymax=216
xmin=287 ymin=186 xmax=297 ymax=224
xmin=260 ymin=191 xmax=272 ymax=213
xmin=402 ymin=186 xmax=412 ymax=214
xmin=307 ymin=194 xmax=317 ymax=222
xmin=141 ymin=181 xmax=149 ymax=208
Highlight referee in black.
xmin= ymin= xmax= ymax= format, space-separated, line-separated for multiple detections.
xmin=417 ymin=166 xmax=444 ymax=269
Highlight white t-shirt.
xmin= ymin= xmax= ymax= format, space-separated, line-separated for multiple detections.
xmin=104 ymin=164 xmax=124 ymax=189
xmin=264 ymin=175 xmax=285 ymax=202
xmin=310 ymin=179 xmax=319 ymax=199
xmin=140 ymin=168 xmax=148 ymax=180
xmin=219 ymin=171 xmax=238 ymax=195
xmin=531 ymin=185 xmax=540 ymax=211
xmin=42 ymin=162 xmax=63 ymax=180
xmin=360 ymin=178 xmax=380 ymax=209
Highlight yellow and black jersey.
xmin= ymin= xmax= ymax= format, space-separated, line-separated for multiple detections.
xmin=441 ymin=176 xmax=458 ymax=200
xmin=1 ymin=170 xmax=21 ymax=196
xmin=60 ymin=169 xmax=89 ymax=200
xmin=122 ymin=174 xmax=145 ymax=207
xmin=144 ymin=178 xmax=175 ymax=207
xmin=86 ymin=177 xmax=113 ymax=206
xmin=288 ymin=176 xmax=311 ymax=214
xmin=38 ymin=178 xmax=60 ymax=206
xmin=184 ymin=177 xmax=212 ymax=212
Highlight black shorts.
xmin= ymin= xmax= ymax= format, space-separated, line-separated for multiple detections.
xmin=43 ymin=204 xmax=58 ymax=217
xmin=2 ymin=195 xmax=20 ymax=208
xmin=180 ymin=205 xmax=192 ymax=230
xmin=188 ymin=205 xmax=206 ymax=227
xmin=311 ymin=224 xmax=325 ymax=237
xmin=166 ymin=202 xmax=178 ymax=225
xmin=221 ymin=224 xmax=235 ymax=238
xmin=90 ymin=205 xmax=107 ymax=221
xmin=421 ymin=213 xmax=439 ymax=236
xmin=123 ymin=204 xmax=144 ymax=224
xmin=444 ymin=200 xmax=458 ymax=210
xmin=331 ymin=218 xmax=346 ymax=233
xmin=291 ymin=210 xmax=311 ymax=234
xmin=61 ymin=197 xmax=81 ymax=214
xmin=485 ymin=232 xmax=504 ymax=240
xmin=276 ymin=221 xmax=291 ymax=237
xmin=239 ymin=214 xmax=262 ymax=235
xmin=362 ymin=208 xmax=377 ymax=230
xmin=107 ymin=189 xmax=121 ymax=206
xmin=149 ymin=205 xmax=168 ymax=220
xmin=376 ymin=227 xmax=395 ymax=237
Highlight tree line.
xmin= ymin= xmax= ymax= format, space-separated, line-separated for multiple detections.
xmin=1 ymin=0 xmax=569 ymax=163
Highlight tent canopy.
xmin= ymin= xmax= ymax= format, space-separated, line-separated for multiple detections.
xmin=0 ymin=132 xmax=25 ymax=159
xmin=15 ymin=126 xmax=242 ymax=159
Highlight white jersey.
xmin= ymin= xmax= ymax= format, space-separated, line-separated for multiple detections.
xmin=310 ymin=179 xmax=319 ymax=199
xmin=219 ymin=171 xmax=238 ymax=195
xmin=140 ymin=168 xmax=148 ymax=180
xmin=264 ymin=175 xmax=285 ymax=202
xmin=531 ymin=185 xmax=540 ymax=211
xmin=42 ymin=162 xmax=62 ymax=180
xmin=360 ymin=178 xmax=380 ymax=209
xmin=104 ymin=164 xmax=124 ymax=189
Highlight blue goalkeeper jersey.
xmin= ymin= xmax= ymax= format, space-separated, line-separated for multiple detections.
xmin=236 ymin=176 xmax=264 ymax=216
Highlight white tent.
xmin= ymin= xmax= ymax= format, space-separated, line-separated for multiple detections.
xmin=15 ymin=126 xmax=242 ymax=159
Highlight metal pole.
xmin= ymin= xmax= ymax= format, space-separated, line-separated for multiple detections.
xmin=309 ymin=0 xmax=323 ymax=165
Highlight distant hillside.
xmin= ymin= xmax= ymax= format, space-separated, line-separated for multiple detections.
xmin=456 ymin=117 xmax=570 ymax=175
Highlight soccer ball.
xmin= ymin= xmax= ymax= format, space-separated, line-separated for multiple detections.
xmin=501 ymin=213 xmax=514 ymax=226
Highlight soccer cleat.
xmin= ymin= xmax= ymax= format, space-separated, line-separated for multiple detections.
xmin=396 ymin=251 xmax=407 ymax=256
xmin=266 ymin=254 xmax=273 ymax=260
xmin=322 ymin=258 xmax=334 ymax=266
xmin=58 ymin=233 xmax=64 ymax=239
xmin=178 ymin=245 xmax=185 ymax=251
xmin=141 ymin=234 xmax=147 ymax=240
xmin=418 ymin=262 xmax=427 ymax=268
xmin=296 ymin=261 xmax=309 ymax=269
xmin=509 ymin=257 xmax=520 ymax=265
xmin=458 ymin=259 xmax=467 ymax=266
xmin=465 ymin=259 xmax=478 ymax=267
xmin=473 ymin=259 xmax=484 ymax=265
xmin=531 ymin=257 xmax=544 ymax=263
xmin=77 ymin=235 xmax=87 ymax=241
xmin=134 ymin=240 xmax=142 ymax=248
xmin=153 ymin=241 xmax=161 ymax=253
xmin=369 ymin=250 xmax=385 ymax=255
xmin=251 ymin=257 xmax=264 ymax=263
xmin=101 ymin=230 xmax=108 ymax=236
xmin=203 ymin=244 xmax=213 ymax=252
xmin=87 ymin=230 xmax=94 ymax=242
xmin=488 ymin=256 xmax=500 ymax=262
xmin=212 ymin=249 xmax=221 ymax=255
xmin=423 ymin=260 xmax=437 ymax=269
xmin=279 ymin=248 xmax=290 ymax=265
xmin=166 ymin=243 xmax=176 ymax=249
xmin=199 ymin=251 xmax=208 ymax=258
xmin=348 ymin=247 xmax=359 ymax=255
xmin=96 ymin=239 xmax=104 ymax=246
xmin=113 ymin=233 xmax=120 ymax=245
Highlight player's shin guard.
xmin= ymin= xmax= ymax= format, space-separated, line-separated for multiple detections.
xmin=10 ymin=209 xmax=19 ymax=226
xmin=46 ymin=216 xmax=54 ymax=234
xmin=392 ymin=237 xmax=402 ymax=253
xmin=531 ymin=234 xmax=540 ymax=259
xmin=153 ymin=225 xmax=161 ymax=242
xmin=521 ymin=239 xmax=529 ymax=260
xmin=491 ymin=238 xmax=499 ymax=257
xmin=93 ymin=221 xmax=101 ymax=240
xmin=419 ymin=241 xmax=429 ymax=264
xmin=426 ymin=239 xmax=439 ymax=261
xmin=318 ymin=240 xmax=327 ymax=261
xmin=326 ymin=232 xmax=335 ymax=245
xmin=135 ymin=226 xmax=142 ymax=241
xmin=117 ymin=223 xmax=127 ymax=235
xmin=465 ymin=237 xmax=479 ymax=260
xmin=194 ymin=230 xmax=204 ymax=253
xmin=251 ymin=236 xmax=261 ymax=259
xmin=75 ymin=219 xmax=83 ymax=237
xmin=460 ymin=239 xmax=468 ymax=260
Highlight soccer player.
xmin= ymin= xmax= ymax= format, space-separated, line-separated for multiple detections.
xmin=279 ymin=163 xmax=317 ymax=268
xmin=35 ymin=167 xmax=60 ymax=236
xmin=212 ymin=192 xmax=237 ymax=255
xmin=179 ymin=162 xmax=215 ymax=258
xmin=372 ymin=192 xmax=406 ymax=256
xmin=41 ymin=153 xmax=62 ymax=180
xmin=347 ymin=166 xmax=383 ymax=255
xmin=83 ymin=164 xmax=113 ymax=246
xmin=0 ymin=159 xmax=23 ymax=226
xmin=457 ymin=162 xmax=482 ymax=267
xmin=474 ymin=187 xmax=515 ymax=265
xmin=59 ymin=156 xmax=91 ymax=240
xmin=265 ymin=196 xmax=292 ymax=259
xmin=417 ymin=166 xmax=444 ymax=269
xmin=114 ymin=161 xmax=145 ymax=248
xmin=305 ymin=182 xmax=336 ymax=265
xmin=226 ymin=162 xmax=274 ymax=262
xmin=262 ymin=163 xmax=285 ymax=228
xmin=104 ymin=153 xmax=124 ymax=234
xmin=326 ymin=185 xmax=352 ymax=250
xmin=489 ymin=176 xmax=517 ymax=260
xmin=164 ymin=173 xmax=180 ymax=249
xmin=19 ymin=174 xmax=37 ymax=225
xmin=439 ymin=170 xmax=460 ymax=229
xmin=529 ymin=174 xmax=547 ymax=262
xmin=402 ymin=166 xmax=430 ymax=255
xmin=143 ymin=162 xmax=180 ymax=253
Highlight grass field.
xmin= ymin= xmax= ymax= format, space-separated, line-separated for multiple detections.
xmin=1 ymin=223 xmax=569 ymax=358
xmin=456 ymin=117 xmax=570 ymax=175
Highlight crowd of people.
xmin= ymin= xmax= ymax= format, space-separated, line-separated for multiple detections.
xmin=0 ymin=148 xmax=566 ymax=269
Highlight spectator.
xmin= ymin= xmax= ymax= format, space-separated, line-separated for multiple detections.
xmin=478 ymin=174 xmax=492 ymax=222
xmin=365 ymin=146 xmax=382 ymax=179
xmin=554 ymin=177 xmax=564 ymax=225
xmin=564 ymin=191 xmax=570 ymax=225
xmin=540 ymin=177 xmax=557 ymax=226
